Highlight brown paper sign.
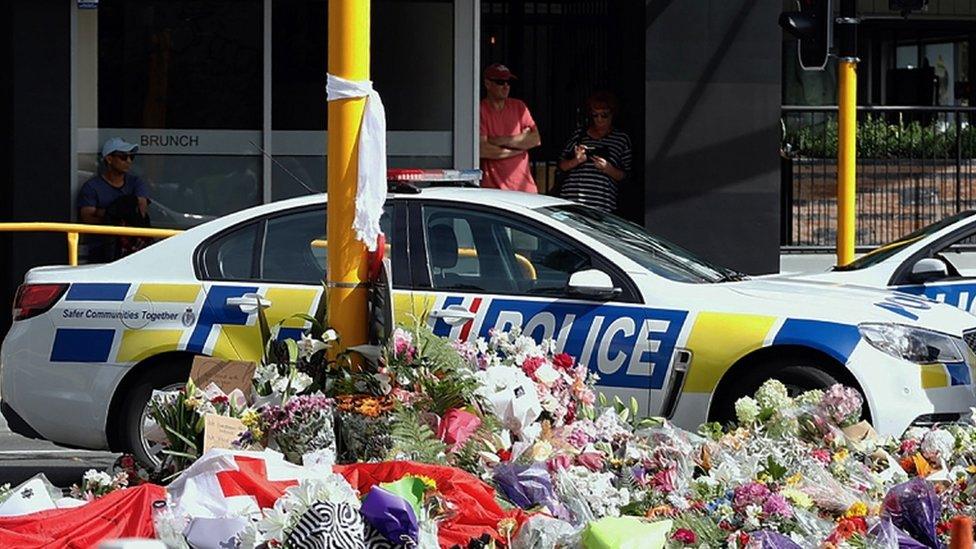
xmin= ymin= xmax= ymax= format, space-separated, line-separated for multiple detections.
xmin=842 ymin=420 xmax=878 ymax=443
xmin=203 ymin=414 xmax=247 ymax=454
xmin=189 ymin=357 xmax=256 ymax=398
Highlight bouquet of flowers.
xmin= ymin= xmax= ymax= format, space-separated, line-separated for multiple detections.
xmin=69 ymin=469 xmax=129 ymax=501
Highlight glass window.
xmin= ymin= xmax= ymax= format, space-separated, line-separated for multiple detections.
xmin=201 ymin=222 xmax=258 ymax=280
xmin=423 ymin=206 xmax=592 ymax=295
xmin=261 ymin=206 xmax=394 ymax=284
xmin=537 ymin=204 xmax=733 ymax=283
xmin=97 ymin=1 xmax=262 ymax=129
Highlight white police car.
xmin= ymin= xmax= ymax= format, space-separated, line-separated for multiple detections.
xmin=4 ymin=188 xmax=976 ymax=464
xmin=790 ymin=211 xmax=976 ymax=316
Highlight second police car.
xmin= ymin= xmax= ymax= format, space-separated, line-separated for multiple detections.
xmin=4 ymin=186 xmax=976 ymax=465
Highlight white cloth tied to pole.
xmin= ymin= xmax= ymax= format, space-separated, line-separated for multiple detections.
xmin=326 ymin=74 xmax=387 ymax=251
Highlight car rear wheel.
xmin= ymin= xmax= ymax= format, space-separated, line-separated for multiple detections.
xmin=118 ymin=359 xmax=191 ymax=469
xmin=709 ymin=359 xmax=858 ymax=425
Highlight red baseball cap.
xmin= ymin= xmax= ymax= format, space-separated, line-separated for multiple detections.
xmin=484 ymin=63 xmax=517 ymax=81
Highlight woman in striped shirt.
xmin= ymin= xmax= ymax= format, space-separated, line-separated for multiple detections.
xmin=556 ymin=91 xmax=632 ymax=213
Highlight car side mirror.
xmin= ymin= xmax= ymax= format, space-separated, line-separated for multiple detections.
xmin=567 ymin=269 xmax=621 ymax=299
xmin=909 ymin=257 xmax=949 ymax=284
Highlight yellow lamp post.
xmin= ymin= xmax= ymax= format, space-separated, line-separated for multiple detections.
xmin=326 ymin=0 xmax=369 ymax=352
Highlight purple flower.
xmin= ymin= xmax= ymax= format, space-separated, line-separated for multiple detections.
xmin=733 ymin=482 xmax=770 ymax=511
xmin=762 ymin=493 xmax=794 ymax=518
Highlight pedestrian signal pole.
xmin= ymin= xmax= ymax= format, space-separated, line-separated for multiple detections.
xmin=835 ymin=0 xmax=859 ymax=266
xmin=327 ymin=0 xmax=369 ymax=354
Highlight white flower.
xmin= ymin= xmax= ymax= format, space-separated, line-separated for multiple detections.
xmin=82 ymin=469 xmax=112 ymax=487
xmin=297 ymin=333 xmax=330 ymax=359
xmin=743 ymin=503 xmax=763 ymax=530
xmin=755 ymin=379 xmax=792 ymax=410
xmin=321 ymin=329 xmax=338 ymax=343
xmin=735 ymin=396 xmax=760 ymax=424
xmin=921 ymin=429 xmax=956 ymax=462
xmin=257 ymin=504 xmax=291 ymax=543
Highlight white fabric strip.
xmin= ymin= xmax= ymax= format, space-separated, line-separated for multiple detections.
xmin=325 ymin=73 xmax=387 ymax=251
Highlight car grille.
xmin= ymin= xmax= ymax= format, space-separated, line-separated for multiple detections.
xmin=964 ymin=329 xmax=976 ymax=355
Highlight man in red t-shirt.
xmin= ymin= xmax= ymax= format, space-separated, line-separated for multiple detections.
xmin=479 ymin=64 xmax=541 ymax=193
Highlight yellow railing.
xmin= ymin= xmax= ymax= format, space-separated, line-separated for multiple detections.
xmin=0 ymin=222 xmax=182 ymax=266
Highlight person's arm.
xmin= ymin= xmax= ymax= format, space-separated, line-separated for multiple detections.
xmin=558 ymin=144 xmax=587 ymax=172
xmin=480 ymin=134 xmax=524 ymax=160
xmin=79 ymin=206 xmax=104 ymax=224
xmin=132 ymin=176 xmax=150 ymax=217
xmin=489 ymin=127 xmax=541 ymax=150
xmin=591 ymin=156 xmax=626 ymax=182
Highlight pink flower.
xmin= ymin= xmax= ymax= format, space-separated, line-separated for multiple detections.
xmin=522 ymin=356 xmax=545 ymax=379
xmin=392 ymin=328 xmax=416 ymax=362
xmin=437 ymin=408 xmax=481 ymax=449
xmin=811 ymin=448 xmax=832 ymax=465
xmin=577 ymin=452 xmax=606 ymax=472
xmin=651 ymin=468 xmax=677 ymax=493
xmin=900 ymin=439 xmax=919 ymax=455
xmin=762 ymin=493 xmax=793 ymax=518
xmin=733 ymin=482 xmax=770 ymax=511
xmin=547 ymin=454 xmax=572 ymax=472
xmin=672 ymin=528 xmax=697 ymax=544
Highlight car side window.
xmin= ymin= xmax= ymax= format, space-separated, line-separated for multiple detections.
xmin=201 ymin=222 xmax=258 ymax=280
xmin=423 ymin=205 xmax=591 ymax=296
xmin=261 ymin=206 xmax=393 ymax=284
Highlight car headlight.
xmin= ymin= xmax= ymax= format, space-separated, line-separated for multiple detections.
xmin=859 ymin=323 xmax=966 ymax=364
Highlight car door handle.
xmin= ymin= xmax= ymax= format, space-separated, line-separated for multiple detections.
xmin=226 ymin=293 xmax=272 ymax=314
xmin=429 ymin=306 xmax=476 ymax=326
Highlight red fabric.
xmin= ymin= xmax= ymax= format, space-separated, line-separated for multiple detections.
xmin=217 ymin=455 xmax=298 ymax=509
xmin=0 ymin=484 xmax=165 ymax=549
xmin=479 ymin=98 xmax=537 ymax=193
xmin=336 ymin=461 xmax=526 ymax=549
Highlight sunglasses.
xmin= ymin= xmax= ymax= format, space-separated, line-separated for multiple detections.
xmin=490 ymin=79 xmax=511 ymax=86
xmin=111 ymin=153 xmax=136 ymax=161
xmin=591 ymin=111 xmax=611 ymax=119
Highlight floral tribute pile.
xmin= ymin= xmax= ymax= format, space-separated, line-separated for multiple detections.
xmin=5 ymin=321 xmax=976 ymax=548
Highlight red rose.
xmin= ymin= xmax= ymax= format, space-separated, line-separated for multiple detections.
xmin=553 ymin=353 xmax=575 ymax=370
xmin=672 ymin=528 xmax=697 ymax=544
xmin=496 ymin=448 xmax=512 ymax=462
xmin=738 ymin=532 xmax=750 ymax=546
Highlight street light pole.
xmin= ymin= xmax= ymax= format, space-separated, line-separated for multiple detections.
xmin=327 ymin=0 xmax=369 ymax=353
xmin=836 ymin=0 xmax=859 ymax=266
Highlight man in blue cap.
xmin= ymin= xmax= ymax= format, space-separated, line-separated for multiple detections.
xmin=78 ymin=137 xmax=150 ymax=261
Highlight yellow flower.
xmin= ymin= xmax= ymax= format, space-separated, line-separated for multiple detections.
xmin=785 ymin=473 xmax=803 ymax=487
xmin=781 ymin=487 xmax=813 ymax=509
xmin=497 ymin=518 xmax=517 ymax=538
xmin=844 ymin=501 xmax=868 ymax=518
xmin=240 ymin=410 xmax=260 ymax=428
xmin=757 ymin=473 xmax=773 ymax=484
xmin=413 ymin=475 xmax=438 ymax=492
xmin=833 ymin=449 xmax=849 ymax=462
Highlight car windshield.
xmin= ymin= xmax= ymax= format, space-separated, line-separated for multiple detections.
xmin=833 ymin=210 xmax=976 ymax=271
xmin=537 ymin=204 xmax=738 ymax=283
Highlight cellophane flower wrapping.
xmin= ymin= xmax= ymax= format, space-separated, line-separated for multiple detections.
xmin=259 ymin=394 xmax=334 ymax=464
xmin=881 ymin=478 xmax=943 ymax=548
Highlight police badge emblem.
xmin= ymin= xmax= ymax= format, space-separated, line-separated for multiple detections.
xmin=181 ymin=307 xmax=196 ymax=327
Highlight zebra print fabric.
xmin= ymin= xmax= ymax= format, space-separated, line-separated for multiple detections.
xmin=284 ymin=501 xmax=417 ymax=549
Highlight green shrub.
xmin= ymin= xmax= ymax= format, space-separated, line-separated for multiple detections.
xmin=782 ymin=113 xmax=976 ymax=159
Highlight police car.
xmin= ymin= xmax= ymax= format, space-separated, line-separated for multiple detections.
xmin=792 ymin=211 xmax=976 ymax=312
xmin=4 ymin=187 xmax=976 ymax=465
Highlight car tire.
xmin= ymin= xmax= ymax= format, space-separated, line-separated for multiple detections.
xmin=709 ymin=359 xmax=855 ymax=425
xmin=118 ymin=358 xmax=191 ymax=469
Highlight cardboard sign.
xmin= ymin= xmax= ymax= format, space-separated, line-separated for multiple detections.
xmin=842 ymin=420 xmax=878 ymax=443
xmin=203 ymin=414 xmax=247 ymax=454
xmin=189 ymin=357 xmax=256 ymax=398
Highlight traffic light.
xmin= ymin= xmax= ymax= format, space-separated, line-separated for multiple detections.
xmin=779 ymin=0 xmax=833 ymax=71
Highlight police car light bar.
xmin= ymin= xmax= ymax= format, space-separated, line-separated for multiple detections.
xmin=387 ymin=169 xmax=482 ymax=187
